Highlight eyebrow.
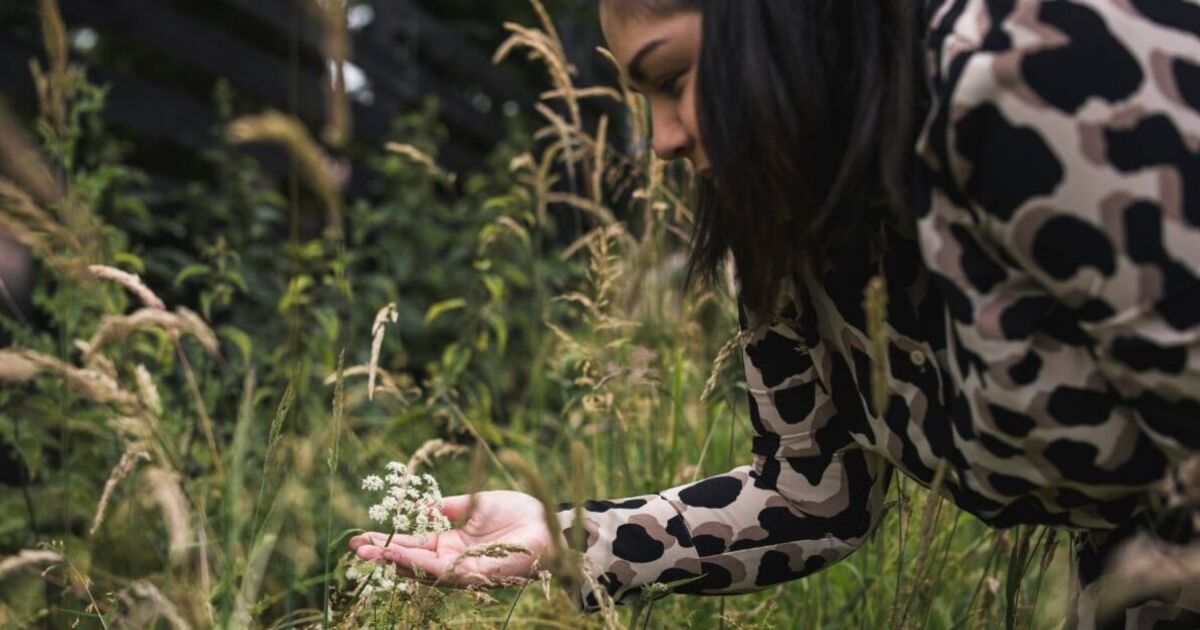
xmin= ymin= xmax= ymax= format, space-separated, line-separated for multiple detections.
xmin=627 ymin=38 xmax=667 ymax=84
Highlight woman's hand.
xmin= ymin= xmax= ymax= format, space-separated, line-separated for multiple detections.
xmin=349 ymin=490 xmax=554 ymax=587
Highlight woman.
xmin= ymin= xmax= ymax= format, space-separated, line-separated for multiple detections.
xmin=352 ymin=0 xmax=1200 ymax=625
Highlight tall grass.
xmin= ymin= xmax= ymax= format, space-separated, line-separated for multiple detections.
xmin=0 ymin=0 xmax=1076 ymax=627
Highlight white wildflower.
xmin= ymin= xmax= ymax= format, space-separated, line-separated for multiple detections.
xmin=359 ymin=459 xmax=452 ymax=544
xmin=368 ymin=504 xmax=390 ymax=523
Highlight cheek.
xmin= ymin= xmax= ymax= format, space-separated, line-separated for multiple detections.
xmin=680 ymin=77 xmax=704 ymax=149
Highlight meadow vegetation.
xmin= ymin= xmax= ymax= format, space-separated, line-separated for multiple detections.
xmin=0 ymin=0 xmax=1070 ymax=627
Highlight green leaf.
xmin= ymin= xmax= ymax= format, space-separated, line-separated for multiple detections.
xmin=327 ymin=528 xmax=366 ymax=554
xmin=112 ymin=252 xmax=145 ymax=273
xmin=219 ymin=326 xmax=254 ymax=366
xmin=174 ymin=263 xmax=211 ymax=287
xmin=424 ymin=298 xmax=467 ymax=325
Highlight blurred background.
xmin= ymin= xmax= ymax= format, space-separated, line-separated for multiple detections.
xmin=0 ymin=0 xmax=618 ymax=329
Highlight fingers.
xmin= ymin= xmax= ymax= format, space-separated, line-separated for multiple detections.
xmin=349 ymin=531 xmax=438 ymax=552
xmin=382 ymin=547 xmax=461 ymax=583
xmin=439 ymin=494 xmax=476 ymax=522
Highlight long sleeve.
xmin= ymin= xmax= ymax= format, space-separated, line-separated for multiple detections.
xmin=556 ymin=311 xmax=891 ymax=610
xmin=918 ymin=0 xmax=1200 ymax=482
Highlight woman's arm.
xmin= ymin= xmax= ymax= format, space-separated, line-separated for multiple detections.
xmin=558 ymin=315 xmax=891 ymax=609
xmin=924 ymin=0 xmax=1200 ymax=456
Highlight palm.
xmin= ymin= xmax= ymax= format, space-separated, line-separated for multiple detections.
xmin=350 ymin=490 xmax=552 ymax=587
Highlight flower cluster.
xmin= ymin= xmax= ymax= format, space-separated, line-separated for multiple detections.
xmin=360 ymin=461 xmax=450 ymax=544
xmin=345 ymin=558 xmax=414 ymax=598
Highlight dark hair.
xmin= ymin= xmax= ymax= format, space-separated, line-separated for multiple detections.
xmin=604 ymin=0 xmax=927 ymax=315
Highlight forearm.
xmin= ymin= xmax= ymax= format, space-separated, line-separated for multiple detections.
xmin=556 ymin=449 xmax=889 ymax=610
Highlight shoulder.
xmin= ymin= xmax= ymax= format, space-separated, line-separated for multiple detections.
xmin=921 ymin=0 xmax=1200 ymax=313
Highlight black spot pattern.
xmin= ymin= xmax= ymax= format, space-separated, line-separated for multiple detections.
xmin=1105 ymin=115 xmax=1200 ymax=229
xmin=989 ymin=404 xmax=1037 ymax=438
xmin=755 ymin=551 xmax=827 ymax=587
xmin=1132 ymin=0 xmax=1200 ymax=42
xmin=999 ymin=295 xmax=1053 ymax=340
xmin=1007 ymin=352 xmax=1043 ymax=386
xmin=677 ymin=476 xmax=744 ymax=509
xmin=1111 ymin=336 xmax=1188 ymax=374
xmin=1044 ymin=435 xmax=1166 ymax=486
xmin=955 ymin=103 xmax=1063 ymax=220
xmin=1176 ymin=59 xmax=1200 ymax=117
xmin=692 ymin=535 xmax=726 ymax=557
xmin=989 ymin=472 xmax=1038 ymax=496
xmin=697 ymin=562 xmax=733 ymax=590
xmin=1047 ymin=386 xmax=1117 ymax=426
xmin=1137 ymin=392 xmax=1200 ymax=449
xmin=583 ymin=498 xmax=648 ymax=513
xmin=664 ymin=514 xmax=695 ymax=549
xmin=1124 ymin=201 xmax=1197 ymax=301
xmin=951 ymin=224 xmax=1007 ymax=293
xmin=745 ymin=331 xmax=813 ymax=388
xmin=612 ymin=523 xmax=665 ymax=563
xmin=979 ymin=433 xmax=1022 ymax=458
xmin=1031 ymin=216 xmax=1116 ymax=281
xmin=1022 ymin=1 xmax=1143 ymax=113
xmin=654 ymin=567 xmax=705 ymax=594
xmin=774 ymin=381 xmax=818 ymax=424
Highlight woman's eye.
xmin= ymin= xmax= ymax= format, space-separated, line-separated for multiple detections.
xmin=658 ymin=71 xmax=686 ymax=97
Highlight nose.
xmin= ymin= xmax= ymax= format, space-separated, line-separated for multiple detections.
xmin=650 ymin=104 xmax=692 ymax=162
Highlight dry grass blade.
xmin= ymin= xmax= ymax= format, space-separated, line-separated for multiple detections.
xmin=700 ymin=328 xmax=754 ymax=403
xmin=0 ymin=549 xmax=63 ymax=580
xmin=82 ymin=307 xmax=219 ymax=363
xmin=864 ymin=275 xmax=889 ymax=416
xmin=497 ymin=450 xmax=579 ymax=592
xmin=89 ymin=448 xmax=151 ymax=537
xmin=406 ymin=439 xmax=469 ymax=472
xmin=447 ymin=543 xmax=533 ymax=583
xmin=313 ymin=0 xmax=352 ymax=148
xmin=368 ymin=302 xmax=398 ymax=402
xmin=0 ymin=348 xmax=140 ymax=411
xmin=539 ymin=86 xmax=622 ymax=104
xmin=135 ymin=364 xmax=163 ymax=417
xmin=0 ymin=178 xmax=82 ymax=253
xmin=328 ymin=349 xmax=345 ymax=473
xmin=0 ymin=100 xmax=60 ymax=203
xmin=36 ymin=0 xmax=69 ymax=135
xmin=89 ymin=264 xmax=166 ymax=310
xmin=544 ymin=192 xmax=621 ymax=228
xmin=141 ymin=467 xmax=193 ymax=565
xmin=385 ymin=143 xmax=457 ymax=186
xmin=123 ymin=580 xmax=192 ymax=630
xmin=592 ymin=114 xmax=608 ymax=208
xmin=227 ymin=111 xmax=343 ymax=237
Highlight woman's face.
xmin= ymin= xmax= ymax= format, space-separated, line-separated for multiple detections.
xmin=599 ymin=3 xmax=710 ymax=175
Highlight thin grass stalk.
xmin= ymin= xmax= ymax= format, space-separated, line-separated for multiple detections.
xmin=227 ymin=111 xmax=342 ymax=238
xmin=896 ymin=461 xmax=948 ymax=629
xmin=323 ymin=350 xmax=346 ymax=630
xmin=175 ymin=341 xmax=225 ymax=480
xmin=36 ymin=0 xmax=68 ymax=138
xmin=888 ymin=478 xmax=910 ymax=628
xmin=252 ymin=379 xmax=297 ymax=540
xmin=221 ymin=369 xmax=257 ymax=625
xmin=1026 ymin=528 xmax=1059 ymax=626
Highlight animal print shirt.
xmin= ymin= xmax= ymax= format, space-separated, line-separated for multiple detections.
xmin=556 ymin=0 xmax=1200 ymax=614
